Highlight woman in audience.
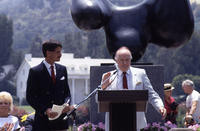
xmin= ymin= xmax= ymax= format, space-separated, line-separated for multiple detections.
xmin=0 ymin=91 xmax=21 ymax=131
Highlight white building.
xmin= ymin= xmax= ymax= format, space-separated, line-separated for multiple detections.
xmin=15 ymin=53 xmax=114 ymax=105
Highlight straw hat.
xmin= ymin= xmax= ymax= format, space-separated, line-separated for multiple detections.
xmin=164 ymin=83 xmax=175 ymax=91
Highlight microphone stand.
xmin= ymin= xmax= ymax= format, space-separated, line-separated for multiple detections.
xmin=63 ymin=70 xmax=117 ymax=120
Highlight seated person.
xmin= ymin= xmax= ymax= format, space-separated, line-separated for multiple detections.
xmin=0 ymin=91 xmax=21 ymax=131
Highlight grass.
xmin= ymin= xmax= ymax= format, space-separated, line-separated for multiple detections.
xmin=19 ymin=105 xmax=35 ymax=113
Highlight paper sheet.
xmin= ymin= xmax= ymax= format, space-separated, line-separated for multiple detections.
xmin=49 ymin=103 xmax=68 ymax=120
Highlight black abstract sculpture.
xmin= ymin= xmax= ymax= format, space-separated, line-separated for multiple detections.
xmin=70 ymin=0 xmax=194 ymax=61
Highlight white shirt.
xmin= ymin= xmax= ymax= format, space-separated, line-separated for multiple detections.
xmin=0 ymin=115 xmax=20 ymax=131
xmin=116 ymin=69 xmax=131 ymax=90
xmin=186 ymin=90 xmax=200 ymax=123
xmin=43 ymin=60 xmax=56 ymax=76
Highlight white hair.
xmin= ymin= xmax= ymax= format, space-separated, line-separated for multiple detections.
xmin=182 ymin=79 xmax=194 ymax=88
xmin=114 ymin=46 xmax=133 ymax=60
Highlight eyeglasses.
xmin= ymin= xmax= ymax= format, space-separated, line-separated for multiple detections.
xmin=0 ymin=102 xmax=10 ymax=105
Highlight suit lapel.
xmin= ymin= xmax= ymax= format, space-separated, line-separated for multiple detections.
xmin=55 ymin=64 xmax=61 ymax=81
xmin=130 ymin=67 xmax=139 ymax=90
xmin=40 ymin=62 xmax=52 ymax=83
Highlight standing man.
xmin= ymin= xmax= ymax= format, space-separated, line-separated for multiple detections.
xmin=101 ymin=46 xmax=166 ymax=131
xmin=26 ymin=39 xmax=73 ymax=131
xmin=182 ymin=79 xmax=200 ymax=126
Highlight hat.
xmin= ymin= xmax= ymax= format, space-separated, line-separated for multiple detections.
xmin=164 ymin=83 xmax=174 ymax=91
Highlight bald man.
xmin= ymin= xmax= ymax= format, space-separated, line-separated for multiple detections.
xmin=101 ymin=46 xmax=166 ymax=131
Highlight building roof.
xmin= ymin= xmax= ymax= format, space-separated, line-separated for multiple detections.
xmin=17 ymin=53 xmax=115 ymax=76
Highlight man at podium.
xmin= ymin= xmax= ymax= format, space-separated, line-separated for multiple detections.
xmin=101 ymin=46 xmax=167 ymax=131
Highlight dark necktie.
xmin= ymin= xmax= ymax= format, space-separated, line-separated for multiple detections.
xmin=50 ymin=65 xmax=56 ymax=84
xmin=123 ymin=72 xmax=128 ymax=89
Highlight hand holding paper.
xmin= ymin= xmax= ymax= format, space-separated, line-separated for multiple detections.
xmin=48 ymin=99 xmax=71 ymax=120
xmin=46 ymin=108 xmax=58 ymax=120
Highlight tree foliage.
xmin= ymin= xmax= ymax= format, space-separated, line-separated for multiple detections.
xmin=0 ymin=14 xmax=13 ymax=65
xmin=29 ymin=34 xmax=43 ymax=57
xmin=86 ymin=30 xmax=110 ymax=58
xmin=171 ymin=74 xmax=200 ymax=102
xmin=63 ymin=30 xmax=110 ymax=58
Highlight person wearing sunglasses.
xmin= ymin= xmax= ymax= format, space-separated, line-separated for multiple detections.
xmin=0 ymin=91 xmax=21 ymax=131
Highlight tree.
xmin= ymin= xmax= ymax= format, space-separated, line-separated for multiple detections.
xmin=63 ymin=31 xmax=84 ymax=57
xmin=86 ymin=30 xmax=110 ymax=58
xmin=29 ymin=34 xmax=43 ymax=57
xmin=0 ymin=70 xmax=16 ymax=95
xmin=26 ymin=0 xmax=44 ymax=9
xmin=63 ymin=30 xmax=110 ymax=58
xmin=0 ymin=14 xmax=13 ymax=65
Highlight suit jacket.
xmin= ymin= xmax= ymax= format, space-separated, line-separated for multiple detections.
xmin=103 ymin=66 xmax=164 ymax=131
xmin=26 ymin=62 xmax=71 ymax=131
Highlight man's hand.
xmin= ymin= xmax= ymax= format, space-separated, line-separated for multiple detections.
xmin=159 ymin=107 xmax=167 ymax=119
xmin=102 ymin=72 xmax=112 ymax=90
xmin=46 ymin=108 xmax=58 ymax=118
xmin=62 ymin=105 xmax=75 ymax=114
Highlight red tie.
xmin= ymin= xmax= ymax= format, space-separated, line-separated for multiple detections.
xmin=51 ymin=65 xmax=56 ymax=84
xmin=123 ymin=72 xmax=128 ymax=89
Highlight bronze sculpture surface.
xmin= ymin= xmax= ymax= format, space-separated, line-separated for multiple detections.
xmin=70 ymin=0 xmax=194 ymax=61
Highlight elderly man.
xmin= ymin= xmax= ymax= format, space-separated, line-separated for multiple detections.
xmin=182 ymin=79 xmax=200 ymax=126
xmin=101 ymin=46 xmax=166 ymax=131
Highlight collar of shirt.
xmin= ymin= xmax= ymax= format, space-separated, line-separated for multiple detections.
xmin=118 ymin=68 xmax=131 ymax=76
xmin=116 ymin=68 xmax=131 ymax=90
xmin=43 ymin=60 xmax=56 ymax=76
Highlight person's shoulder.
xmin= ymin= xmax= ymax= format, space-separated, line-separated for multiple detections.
xmin=191 ymin=90 xmax=197 ymax=94
xmin=55 ymin=63 xmax=66 ymax=68
xmin=170 ymin=96 xmax=175 ymax=101
xmin=130 ymin=66 xmax=145 ymax=72
xmin=8 ymin=115 xmax=19 ymax=122
xmin=31 ymin=62 xmax=43 ymax=70
xmin=192 ymin=90 xmax=200 ymax=96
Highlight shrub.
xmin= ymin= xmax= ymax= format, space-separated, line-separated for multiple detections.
xmin=78 ymin=122 xmax=105 ymax=131
xmin=141 ymin=121 xmax=177 ymax=131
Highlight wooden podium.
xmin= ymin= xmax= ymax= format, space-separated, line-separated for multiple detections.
xmin=97 ymin=90 xmax=148 ymax=131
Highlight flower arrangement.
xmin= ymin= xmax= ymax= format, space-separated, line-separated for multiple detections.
xmin=78 ymin=122 xmax=105 ymax=131
xmin=141 ymin=121 xmax=177 ymax=131
xmin=188 ymin=124 xmax=200 ymax=131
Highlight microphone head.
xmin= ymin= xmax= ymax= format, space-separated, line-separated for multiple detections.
xmin=63 ymin=116 xmax=68 ymax=120
xmin=114 ymin=63 xmax=119 ymax=70
xmin=113 ymin=63 xmax=119 ymax=74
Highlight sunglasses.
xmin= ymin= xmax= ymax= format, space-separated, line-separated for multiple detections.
xmin=0 ymin=102 xmax=10 ymax=105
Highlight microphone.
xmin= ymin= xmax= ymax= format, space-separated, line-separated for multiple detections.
xmin=63 ymin=104 xmax=78 ymax=120
xmin=114 ymin=63 xmax=119 ymax=74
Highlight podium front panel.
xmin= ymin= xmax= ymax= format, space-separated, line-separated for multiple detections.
xmin=97 ymin=90 xmax=148 ymax=112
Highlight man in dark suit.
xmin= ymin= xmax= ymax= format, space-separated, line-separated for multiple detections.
xmin=26 ymin=39 xmax=73 ymax=131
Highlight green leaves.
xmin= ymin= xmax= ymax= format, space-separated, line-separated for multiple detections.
xmin=0 ymin=14 xmax=13 ymax=65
